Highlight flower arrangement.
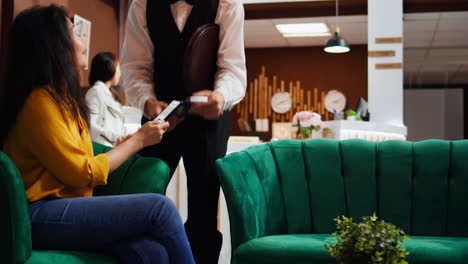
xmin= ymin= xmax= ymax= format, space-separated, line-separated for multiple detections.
xmin=292 ymin=111 xmax=322 ymax=139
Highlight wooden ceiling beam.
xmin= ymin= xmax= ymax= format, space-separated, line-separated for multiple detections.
xmin=245 ymin=2 xmax=366 ymax=20
xmin=245 ymin=0 xmax=468 ymax=20
xmin=404 ymin=2 xmax=468 ymax=13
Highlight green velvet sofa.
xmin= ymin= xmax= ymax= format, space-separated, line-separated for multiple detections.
xmin=216 ymin=139 xmax=468 ymax=264
xmin=1 ymin=142 xmax=171 ymax=264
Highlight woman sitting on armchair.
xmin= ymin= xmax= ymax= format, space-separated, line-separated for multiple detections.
xmin=0 ymin=5 xmax=194 ymax=264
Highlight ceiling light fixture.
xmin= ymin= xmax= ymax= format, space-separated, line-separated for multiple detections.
xmin=324 ymin=0 xmax=350 ymax=53
xmin=276 ymin=23 xmax=331 ymax=38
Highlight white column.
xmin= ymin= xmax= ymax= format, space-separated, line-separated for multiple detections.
xmin=368 ymin=0 xmax=404 ymax=126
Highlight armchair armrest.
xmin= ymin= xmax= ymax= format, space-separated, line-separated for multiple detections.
xmin=0 ymin=152 xmax=32 ymax=264
xmin=216 ymin=151 xmax=268 ymax=250
xmin=120 ymin=156 xmax=170 ymax=194
xmin=92 ymin=142 xmax=170 ymax=196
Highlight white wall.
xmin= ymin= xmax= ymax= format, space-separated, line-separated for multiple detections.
xmin=404 ymin=89 xmax=464 ymax=141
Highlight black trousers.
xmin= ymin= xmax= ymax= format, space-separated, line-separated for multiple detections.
xmin=140 ymin=112 xmax=230 ymax=264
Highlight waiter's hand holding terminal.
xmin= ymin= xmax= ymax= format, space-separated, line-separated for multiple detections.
xmin=189 ymin=90 xmax=224 ymax=119
xmin=152 ymin=96 xmax=209 ymax=131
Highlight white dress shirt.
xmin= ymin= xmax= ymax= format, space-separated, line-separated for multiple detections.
xmin=85 ymin=81 xmax=125 ymax=147
xmin=120 ymin=0 xmax=247 ymax=114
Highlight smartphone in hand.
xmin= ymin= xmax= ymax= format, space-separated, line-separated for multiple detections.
xmin=154 ymin=100 xmax=184 ymax=121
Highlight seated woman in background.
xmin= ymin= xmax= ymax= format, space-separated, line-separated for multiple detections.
xmin=86 ymin=52 xmax=127 ymax=147
xmin=0 ymin=5 xmax=194 ymax=264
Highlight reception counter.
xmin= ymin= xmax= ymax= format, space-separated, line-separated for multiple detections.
xmin=322 ymin=120 xmax=407 ymax=141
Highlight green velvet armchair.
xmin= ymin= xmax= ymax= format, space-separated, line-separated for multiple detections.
xmin=0 ymin=142 xmax=171 ymax=264
xmin=216 ymin=139 xmax=468 ymax=264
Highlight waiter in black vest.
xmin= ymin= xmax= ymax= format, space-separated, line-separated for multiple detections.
xmin=121 ymin=0 xmax=246 ymax=262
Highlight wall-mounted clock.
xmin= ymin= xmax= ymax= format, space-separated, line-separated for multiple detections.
xmin=271 ymin=92 xmax=292 ymax=114
xmin=324 ymin=90 xmax=346 ymax=113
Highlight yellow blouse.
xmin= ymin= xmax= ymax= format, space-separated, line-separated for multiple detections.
xmin=4 ymin=87 xmax=109 ymax=202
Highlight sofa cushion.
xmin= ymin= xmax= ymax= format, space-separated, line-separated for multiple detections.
xmin=233 ymin=235 xmax=468 ymax=264
xmin=403 ymin=236 xmax=468 ymax=264
xmin=233 ymin=234 xmax=336 ymax=264
xmin=27 ymin=250 xmax=116 ymax=264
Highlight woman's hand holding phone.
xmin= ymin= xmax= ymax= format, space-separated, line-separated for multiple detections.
xmin=144 ymin=98 xmax=168 ymax=119
xmin=154 ymin=100 xmax=185 ymax=132
xmin=137 ymin=120 xmax=170 ymax=147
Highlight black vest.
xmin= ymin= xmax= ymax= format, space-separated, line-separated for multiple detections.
xmin=146 ymin=0 xmax=219 ymax=103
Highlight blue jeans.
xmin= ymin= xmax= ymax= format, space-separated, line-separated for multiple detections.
xmin=29 ymin=193 xmax=195 ymax=264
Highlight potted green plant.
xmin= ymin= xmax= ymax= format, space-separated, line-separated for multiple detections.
xmin=325 ymin=214 xmax=410 ymax=264
xmin=345 ymin=109 xmax=362 ymax=121
xmin=322 ymin=127 xmax=333 ymax=139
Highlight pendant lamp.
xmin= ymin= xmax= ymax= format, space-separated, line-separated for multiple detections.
xmin=324 ymin=0 xmax=350 ymax=53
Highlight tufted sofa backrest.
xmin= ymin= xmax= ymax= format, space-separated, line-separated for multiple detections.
xmin=217 ymin=139 xmax=468 ymax=249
